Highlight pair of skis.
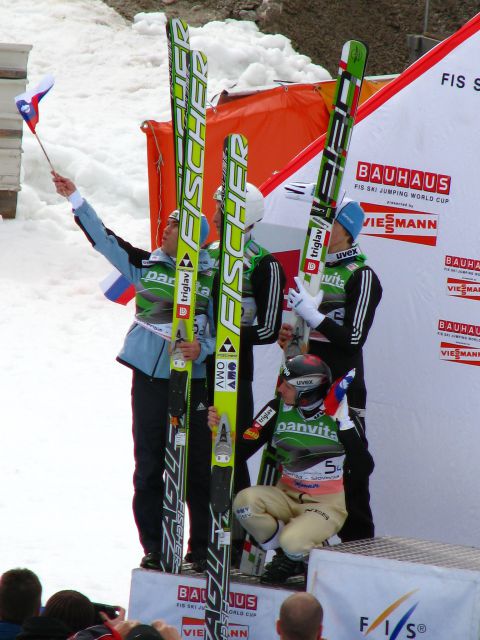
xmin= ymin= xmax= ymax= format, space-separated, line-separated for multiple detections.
xmin=205 ymin=134 xmax=247 ymax=640
xmin=160 ymin=18 xmax=208 ymax=573
xmin=161 ymin=18 xmax=247 ymax=640
xmin=240 ymin=39 xmax=368 ymax=576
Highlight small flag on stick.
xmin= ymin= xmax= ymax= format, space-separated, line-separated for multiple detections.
xmin=14 ymin=74 xmax=55 ymax=170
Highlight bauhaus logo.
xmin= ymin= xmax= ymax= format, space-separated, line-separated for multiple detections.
xmin=356 ymin=161 xmax=451 ymax=194
xmin=178 ymin=586 xmax=257 ymax=610
xmin=361 ymin=203 xmax=438 ymax=246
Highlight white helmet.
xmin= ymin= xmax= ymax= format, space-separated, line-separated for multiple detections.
xmin=213 ymin=182 xmax=264 ymax=228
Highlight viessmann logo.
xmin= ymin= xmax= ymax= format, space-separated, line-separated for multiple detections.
xmin=356 ymin=161 xmax=451 ymax=194
xmin=446 ymin=278 xmax=480 ymax=301
xmin=181 ymin=617 xmax=249 ymax=638
xmin=360 ymin=589 xmax=426 ymax=639
xmin=440 ymin=342 xmax=480 ymax=366
xmin=361 ymin=204 xmax=438 ymax=246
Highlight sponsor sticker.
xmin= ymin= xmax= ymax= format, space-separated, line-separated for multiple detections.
xmin=215 ymin=358 xmax=238 ymax=392
xmin=304 ymin=227 xmax=329 ymax=274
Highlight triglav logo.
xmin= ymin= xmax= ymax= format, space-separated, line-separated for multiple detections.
xmin=361 ymin=203 xmax=438 ymax=246
xmin=360 ymin=589 xmax=425 ymax=639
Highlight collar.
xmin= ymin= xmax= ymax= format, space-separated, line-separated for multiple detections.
xmin=326 ymin=243 xmax=362 ymax=265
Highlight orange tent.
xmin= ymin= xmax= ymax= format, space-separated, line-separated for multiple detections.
xmin=142 ymin=78 xmax=391 ymax=248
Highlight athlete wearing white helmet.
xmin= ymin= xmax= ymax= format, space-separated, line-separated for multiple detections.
xmin=198 ymin=181 xmax=286 ymax=571
xmin=213 ymin=182 xmax=265 ymax=228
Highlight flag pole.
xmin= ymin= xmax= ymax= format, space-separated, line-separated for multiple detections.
xmin=34 ymin=131 xmax=55 ymax=172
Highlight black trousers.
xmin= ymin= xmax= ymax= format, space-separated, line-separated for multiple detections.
xmin=338 ymin=409 xmax=375 ymax=541
xmin=234 ymin=379 xmax=254 ymax=493
xmin=131 ymin=371 xmax=211 ymax=556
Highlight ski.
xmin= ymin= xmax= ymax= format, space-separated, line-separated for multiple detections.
xmin=160 ymin=43 xmax=208 ymax=573
xmin=284 ymin=39 xmax=368 ymax=357
xmin=166 ymin=17 xmax=190 ymax=206
xmin=239 ymin=40 xmax=368 ymax=576
xmin=205 ymin=134 xmax=248 ymax=640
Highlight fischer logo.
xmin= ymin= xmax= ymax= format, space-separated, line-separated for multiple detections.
xmin=446 ymin=278 xmax=480 ymax=301
xmin=181 ymin=618 xmax=249 ymax=638
xmin=360 ymin=589 xmax=426 ymax=639
xmin=440 ymin=342 xmax=480 ymax=366
xmin=178 ymin=586 xmax=257 ymax=610
xmin=362 ymin=204 xmax=438 ymax=246
xmin=356 ymin=161 xmax=451 ymax=194
xmin=305 ymin=227 xmax=329 ymax=274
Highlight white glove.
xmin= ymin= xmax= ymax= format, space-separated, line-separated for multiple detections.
xmin=287 ymin=276 xmax=325 ymax=328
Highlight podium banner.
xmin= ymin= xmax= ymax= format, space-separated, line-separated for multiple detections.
xmin=308 ymin=548 xmax=480 ymax=640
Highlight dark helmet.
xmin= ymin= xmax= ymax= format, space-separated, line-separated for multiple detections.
xmin=280 ymin=354 xmax=332 ymax=405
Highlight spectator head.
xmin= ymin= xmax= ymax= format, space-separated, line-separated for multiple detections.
xmin=0 ymin=568 xmax=42 ymax=624
xmin=43 ymin=590 xmax=95 ymax=633
xmin=276 ymin=593 xmax=324 ymax=640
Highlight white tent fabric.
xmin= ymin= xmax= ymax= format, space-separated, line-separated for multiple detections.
xmin=252 ymin=13 xmax=480 ymax=546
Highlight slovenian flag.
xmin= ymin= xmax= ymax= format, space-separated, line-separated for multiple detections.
xmin=324 ymin=368 xmax=355 ymax=416
xmin=99 ymin=269 xmax=135 ymax=305
xmin=14 ymin=74 xmax=54 ymax=134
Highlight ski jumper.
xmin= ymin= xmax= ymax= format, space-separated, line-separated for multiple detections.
xmin=72 ymin=200 xmax=216 ymax=557
xmin=233 ymin=395 xmax=373 ymax=559
xmin=309 ymin=245 xmax=382 ymax=541
xmin=208 ymin=236 xmax=285 ymax=491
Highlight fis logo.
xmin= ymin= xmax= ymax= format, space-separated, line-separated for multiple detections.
xmin=360 ymin=589 xmax=425 ymax=639
xmin=304 ymin=227 xmax=329 ymax=274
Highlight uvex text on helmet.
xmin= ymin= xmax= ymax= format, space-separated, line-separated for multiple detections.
xmin=281 ymin=354 xmax=332 ymax=405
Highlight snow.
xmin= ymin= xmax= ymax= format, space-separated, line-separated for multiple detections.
xmin=0 ymin=0 xmax=329 ymax=611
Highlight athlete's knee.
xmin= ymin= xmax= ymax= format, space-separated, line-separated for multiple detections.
xmin=279 ymin=525 xmax=312 ymax=558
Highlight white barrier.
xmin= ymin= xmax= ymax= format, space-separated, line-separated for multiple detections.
xmin=308 ymin=537 xmax=480 ymax=640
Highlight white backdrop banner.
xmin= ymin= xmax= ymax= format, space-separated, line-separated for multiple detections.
xmin=252 ymin=13 xmax=480 ymax=546
xmin=308 ymin=548 xmax=480 ymax=640
xmin=128 ymin=569 xmax=294 ymax=639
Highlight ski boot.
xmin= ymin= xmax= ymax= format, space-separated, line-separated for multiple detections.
xmin=260 ymin=549 xmax=305 ymax=585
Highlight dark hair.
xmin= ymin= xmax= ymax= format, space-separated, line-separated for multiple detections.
xmin=0 ymin=568 xmax=42 ymax=624
xmin=43 ymin=590 xmax=95 ymax=633
xmin=279 ymin=593 xmax=323 ymax=640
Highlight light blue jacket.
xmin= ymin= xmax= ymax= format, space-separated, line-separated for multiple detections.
xmin=74 ymin=200 xmax=215 ymax=379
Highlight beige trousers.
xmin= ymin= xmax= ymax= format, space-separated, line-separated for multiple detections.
xmin=233 ymin=481 xmax=347 ymax=558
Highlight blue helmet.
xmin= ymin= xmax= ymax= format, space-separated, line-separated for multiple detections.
xmin=335 ymin=198 xmax=365 ymax=242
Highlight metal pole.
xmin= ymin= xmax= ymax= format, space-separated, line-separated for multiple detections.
xmin=423 ymin=0 xmax=430 ymax=34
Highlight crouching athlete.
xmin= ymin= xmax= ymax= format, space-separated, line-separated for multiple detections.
xmin=209 ymin=354 xmax=374 ymax=584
